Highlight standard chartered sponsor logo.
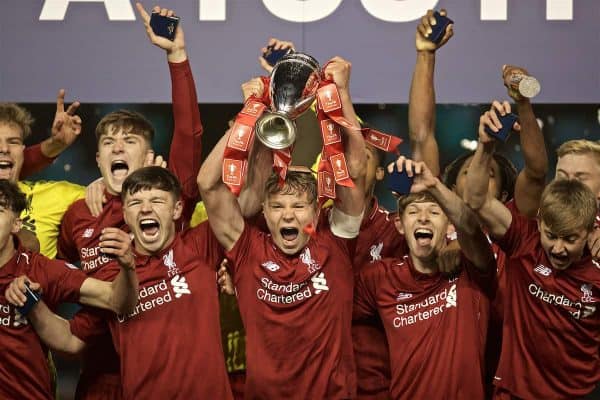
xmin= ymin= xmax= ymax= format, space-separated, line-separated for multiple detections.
xmin=528 ymin=283 xmax=596 ymax=320
xmin=80 ymin=245 xmax=111 ymax=271
xmin=117 ymin=276 xmax=192 ymax=322
xmin=171 ymin=275 xmax=191 ymax=298
xmin=393 ymin=283 xmax=457 ymax=328
xmin=256 ymin=273 xmax=329 ymax=305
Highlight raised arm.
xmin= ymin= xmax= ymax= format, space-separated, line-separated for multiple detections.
xmin=502 ymin=65 xmax=548 ymax=217
xmin=408 ymin=9 xmax=453 ymax=176
xmin=464 ymin=106 xmax=514 ymax=239
xmin=197 ymin=129 xmax=245 ymax=252
xmin=323 ymin=57 xmax=366 ymax=217
xmin=20 ymin=89 xmax=82 ymax=177
xmin=399 ymin=157 xmax=494 ymax=270
xmin=136 ymin=3 xmax=202 ymax=222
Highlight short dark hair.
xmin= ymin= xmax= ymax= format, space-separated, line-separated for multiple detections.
xmin=95 ymin=110 xmax=154 ymax=145
xmin=442 ymin=151 xmax=518 ymax=200
xmin=264 ymin=170 xmax=317 ymax=205
xmin=0 ymin=179 xmax=27 ymax=214
xmin=121 ymin=167 xmax=181 ymax=201
xmin=0 ymin=103 xmax=34 ymax=139
xmin=396 ymin=192 xmax=439 ymax=216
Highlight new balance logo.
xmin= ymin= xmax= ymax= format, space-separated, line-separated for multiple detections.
xmin=396 ymin=292 xmax=412 ymax=301
xmin=534 ymin=264 xmax=552 ymax=277
xmin=311 ymin=272 xmax=329 ymax=294
xmin=82 ymin=228 xmax=94 ymax=238
xmin=261 ymin=261 xmax=280 ymax=272
xmin=170 ymin=275 xmax=191 ymax=298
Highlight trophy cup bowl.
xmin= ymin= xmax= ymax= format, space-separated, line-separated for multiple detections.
xmin=255 ymin=52 xmax=321 ymax=149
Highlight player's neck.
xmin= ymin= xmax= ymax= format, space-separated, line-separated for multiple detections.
xmin=410 ymin=253 xmax=438 ymax=275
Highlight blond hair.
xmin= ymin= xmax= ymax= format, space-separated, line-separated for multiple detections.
xmin=556 ymin=140 xmax=600 ymax=167
xmin=0 ymin=103 xmax=34 ymax=139
xmin=539 ymin=179 xmax=597 ymax=234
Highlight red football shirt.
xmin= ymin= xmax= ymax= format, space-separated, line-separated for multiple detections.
xmin=353 ymin=198 xmax=406 ymax=398
xmin=354 ymin=253 xmax=495 ymax=400
xmin=226 ymin=217 xmax=356 ymax=399
xmin=70 ymin=222 xmax=232 ymax=400
xmin=0 ymin=242 xmax=87 ymax=400
xmin=56 ymin=59 xmax=204 ymax=396
xmin=493 ymin=209 xmax=600 ymax=398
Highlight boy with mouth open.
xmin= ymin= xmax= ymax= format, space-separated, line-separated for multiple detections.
xmin=465 ymin=107 xmax=600 ymax=399
xmin=14 ymin=167 xmax=233 ymax=400
xmin=198 ymin=56 xmax=367 ymax=399
xmin=55 ymin=4 xmax=204 ymax=399
xmin=353 ymin=156 xmax=496 ymax=400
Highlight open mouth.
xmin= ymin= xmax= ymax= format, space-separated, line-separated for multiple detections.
xmin=111 ymin=160 xmax=129 ymax=179
xmin=550 ymin=253 xmax=568 ymax=265
xmin=414 ymin=228 xmax=434 ymax=246
xmin=0 ymin=160 xmax=14 ymax=172
xmin=280 ymin=227 xmax=299 ymax=242
xmin=139 ymin=218 xmax=160 ymax=239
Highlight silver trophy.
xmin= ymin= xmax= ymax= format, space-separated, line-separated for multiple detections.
xmin=255 ymin=52 xmax=321 ymax=149
xmin=508 ymin=73 xmax=541 ymax=99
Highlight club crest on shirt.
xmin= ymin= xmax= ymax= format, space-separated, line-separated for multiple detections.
xmin=370 ymin=242 xmax=383 ymax=261
xmin=163 ymin=249 xmax=181 ymax=277
xmin=82 ymin=228 xmax=94 ymax=238
xmin=534 ymin=264 xmax=553 ymax=277
xmin=580 ymin=284 xmax=595 ymax=303
xmin=300 ymin=248 xmax=320 ymax=274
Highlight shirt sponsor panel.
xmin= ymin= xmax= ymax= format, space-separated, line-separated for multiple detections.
xmin=256 ymin=272 xmax=329 ymax=305
xmin=393 ymin=283 xmax=457 ymax=328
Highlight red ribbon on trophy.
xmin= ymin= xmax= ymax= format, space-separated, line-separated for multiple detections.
xmin=222 ymin=76 xmax=295 ymax=195
xmin=315 ymin=79 xmax=402 ymax=202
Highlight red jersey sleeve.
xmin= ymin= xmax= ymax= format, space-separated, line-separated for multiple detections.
xmin=56 ymin=205 xmax=79 ymax=262
xmin=189 ymin=221 xmax=225 ymax=270
xmin=494 ymin=206 xmax=539 ymax=257
xmin=168 ymin=60 xmax=203 ymax=226
xmin=70 ymin=307 xmax=110 ymax=343
xmin=20 ymin=144 xmax=54 ymax=179
xmin=30 ymin=254 xmax=87 ymax=305
xmin=353 ymin=261 xmax=383 ymax=321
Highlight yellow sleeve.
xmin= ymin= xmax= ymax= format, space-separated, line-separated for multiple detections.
xmin=190 ymin=201 xmax=208 ymax=228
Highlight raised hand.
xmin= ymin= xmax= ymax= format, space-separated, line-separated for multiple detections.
xmin=502 ymin=64 xmax=531 ymax=102
xmin=323 ymin=56 xmax=352 ymax=91
xmin=47 ymin=89 xmax=82 ymax=153
xmin=387 ymin=156 xmax=438 ymax=193
xmin=259 ymin=37 xmax=295 ymax=73
xmin=217 ymin=259 xmax=235 ymax=295
xmin=135 ymin=2 xmax=186 ymax=63
xmin=85 ymin=178 xmax=107 ymax=217
xmin=5 ymin=276 xmax=41 ymax=308
xmin=478 ymin=100 xmax=521 ymax=143
xmin=143 ymin=150 xmax=167 ymax=168
xmin=241 ymin=77 xmax=266 ymax=102
xmin=415 ymin=9 xmax=454 ymax=52
xmin=99 ymin=228 xmax=135 ymax=270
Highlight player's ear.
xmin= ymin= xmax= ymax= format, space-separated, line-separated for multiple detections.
xmin=12 ymin=217 xmax=22 ymax=234
xmin=173 ymin=199 xmax=183 ymax=220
